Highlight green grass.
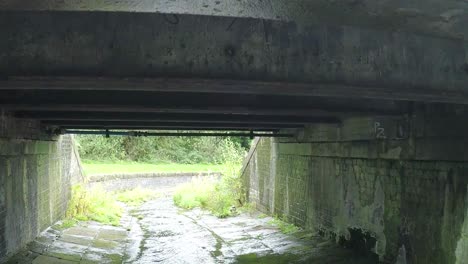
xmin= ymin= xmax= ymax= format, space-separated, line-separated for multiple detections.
xmin=116 ymin=187 xmax=160 ymax=206
xmin=82 ymin=160 xmax=224 ymax=176
xmin=55 ymin=219 xmax=78 ymax=230
xmin=173 ymin=177 xmax=215 ymax=209
xmin=66 ymin=185 xmax=123 ymax=226
xmin=172 ymin=150 xmax=246 ymax=218
xmin=258 ymin=213 xmax=268 ymax=219
xmin=65 ymin=185 xmax=162 ymax=226
xmin=173 ymin=177 xmax=237 ymax=218
xmin=268 ymin=216 xmax=300 ymax=234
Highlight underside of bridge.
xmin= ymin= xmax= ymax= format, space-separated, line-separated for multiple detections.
xmin=0 ymin=0 xmax=467 ymax=133
xmin=1 ymin=1 xmax=468 ymax=264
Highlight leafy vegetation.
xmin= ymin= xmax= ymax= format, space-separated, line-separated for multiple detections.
xmin=173 ymin=140 xmax=246 ymax=218
xmin=65 ymin=185 xmax=160 ymax=226
xmin=82 ymin=161 xmax=225 ymax=176
xmin=268 ymin=216 xmax=300 ymax=234
xmin=76 ymin=134 xmax=250 ymax=164
xmin=66 ymin=185 xmax=122 ymax=226
xmin=75 ymin=134 xmax=251 ymax=219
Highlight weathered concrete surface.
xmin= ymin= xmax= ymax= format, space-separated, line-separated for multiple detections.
xmin=128 ymin=197 xmax=378 ymax=263
xmin=1 ymin=2 xmax=467 ymax=132
xmin=5 ymin=220 xmax=129 ymax=264
xmin=242 ymin=103 xmax=468 ymax=264
xmin=0 ymin=115 xmax=43 ymax=140
xmin=0 ymin=0 xmax=467 ymax=39
xmin=0 ymin=117 xmax=83 ymax=262
xmin=88 ymin=172 xmax=221 ymax=183
xmin=0 ymin=1 xmax=467 ymax=132
xmin=6 ymin=194 xmax=379 ymax=263
xmin=0 ymin=11 xmax=466 ymax=94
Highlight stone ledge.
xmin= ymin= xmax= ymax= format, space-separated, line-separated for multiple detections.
xmin=277 ymin=138 xmax=468 ymax=162
xmin=88 ymin=172 xmax=221 ymax=183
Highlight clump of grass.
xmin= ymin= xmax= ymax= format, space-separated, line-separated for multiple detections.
xmin=66 ymin=185 xmax=122 ymax=226
xmin=173 ymin=177 xmax=215 ymax=210
xmin=173 ymin=140 xmax=247 ymax=218
xmin=55 ymin=219 xmax=78 ymax=230
xmin=116 ymin=187 xmax=160 ymax=206
xmin=258 ymin=213 xmax=268 ymax=219
xmin=237 ymin=202 xmax=256 ymax=214
xmin=173 ymin=175 xmax=242 ymax=218
xmin=268 ymin=216 xmax=300 ymax=234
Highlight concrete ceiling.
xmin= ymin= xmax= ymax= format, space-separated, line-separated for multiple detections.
xmin=1 ymin=0 xmax=467 ymax=39
xmin=0 ymin=0 xmax=467 ymax=132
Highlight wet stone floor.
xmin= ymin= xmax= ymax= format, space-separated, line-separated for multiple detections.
xmin=6 ymin=194 xmax=378 ymax=264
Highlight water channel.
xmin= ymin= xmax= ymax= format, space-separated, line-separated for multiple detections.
xmin=6 ymin=177 xmax=379 ymax=264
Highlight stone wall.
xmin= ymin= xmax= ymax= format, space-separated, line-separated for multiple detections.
xmin=0 ymin=117 xmax=83 ymax=262
xmin=242 ymin=104 xmax=468 ymax=264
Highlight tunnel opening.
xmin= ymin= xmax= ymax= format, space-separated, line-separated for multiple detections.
xmin=4 ymin=131 xmax=381 ymax=263
xmin=338 ymin=228 xmax=380 ymax=261
xmin=2 ymin=1 xmax=468 ymax=262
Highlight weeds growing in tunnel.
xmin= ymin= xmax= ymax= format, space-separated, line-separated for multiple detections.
xmin=55 ymin=219 xmax=78 ymax=230
xmin=65 ymin=185 xmax=161 ymax=226
xmin=66 ymin=185 xmax=123 ymax=226
xmin=268 ymin=216 xmax=300 ymax=234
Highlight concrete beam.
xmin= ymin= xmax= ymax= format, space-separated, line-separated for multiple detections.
xmin=1 ymin=104 xmax=352 ymax=117
xmin=2 ymin=77 xmax=468 ymax=104
xmin=0 ymin=12 xmax=467 ymax=98
xmin=43 ymin=120 xmax=306 ymax=130
xmin=15 ymin=112 xmax=338 ymax=125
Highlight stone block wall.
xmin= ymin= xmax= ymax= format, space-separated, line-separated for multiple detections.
xmin=242 ymin=104 xmax=468 ymax=264
xmin=0 ymin=116 xmax=83 ymax=262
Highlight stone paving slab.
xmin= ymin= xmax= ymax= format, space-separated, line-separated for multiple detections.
xmin=96 ymin=229 xmax=127 ymax=242
xmin=63 ymin=227 xmax=99 ymax=238
xmin=5 ymin=220 xmax=129 ymax=264
xmin=59 ymin=234 xmax=93 ymax=246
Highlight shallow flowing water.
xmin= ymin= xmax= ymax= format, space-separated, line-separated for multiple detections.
xmin=124 ymin=195 xmax=378 ymax=264
xmin=6 ymin=186 xmax=379 ymax=264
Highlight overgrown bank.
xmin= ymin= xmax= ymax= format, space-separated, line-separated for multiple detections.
xmin=173 ymin=140 xmax=248 ymax=217
xmin=82 ymin=161 xmax=225 ymax=176
xmin=76 ymin=134 xmax=250 ymax=164
xmin=75 ymin=134 xmax=250 ymax=219
xmin=63 ymin=185 xmax=159 ymax=228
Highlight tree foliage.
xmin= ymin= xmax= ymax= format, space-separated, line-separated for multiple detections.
xmin=76 ymin=134 xmax=250 ymax=164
